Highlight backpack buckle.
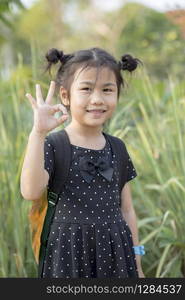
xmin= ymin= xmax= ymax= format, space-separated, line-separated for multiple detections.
xmin=48 ymin=191 xmax=58 ymax=206
xmin=48 ymin=200 xmax=56 ymax=206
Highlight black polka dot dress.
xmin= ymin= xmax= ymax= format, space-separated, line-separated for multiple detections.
xmin=42 ymin=133 xmax=139 ymax=278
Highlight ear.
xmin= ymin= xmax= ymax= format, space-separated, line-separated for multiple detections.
xmin=59 ymin=86 xmax=70 ymax=106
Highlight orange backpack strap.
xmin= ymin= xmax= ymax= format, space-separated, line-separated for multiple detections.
xmin=28 ymin=189 xmax=48 ymax=264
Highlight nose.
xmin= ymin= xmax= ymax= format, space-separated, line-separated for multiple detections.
xmin=90 ymin=90 xmax=104 ymax=104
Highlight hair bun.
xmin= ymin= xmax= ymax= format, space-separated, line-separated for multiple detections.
xmin=119 ymin=54 xmax=141 ymax=72
xmin=45 ymin=48 xmax=65 ymax=64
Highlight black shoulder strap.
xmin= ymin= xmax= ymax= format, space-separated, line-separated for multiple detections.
xmin=48 ymin=128 xmax=71 ymax=193
xmin=103 ymin=132 xmax=128 ymax=199
xmin=38 ymin=128 xmax=71 ymax=277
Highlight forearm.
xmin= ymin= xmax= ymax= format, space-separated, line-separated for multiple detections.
xmin=122 ymin=208 xmax=142 ymax=269
xmin=122 ymin=207 xmax=139 ymax=245
xmin=20 ymin=128 xmax=47 ymax=200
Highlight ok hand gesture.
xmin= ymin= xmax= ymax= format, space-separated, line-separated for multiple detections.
xmin=26 ymin=81 xmax=69 ymax=135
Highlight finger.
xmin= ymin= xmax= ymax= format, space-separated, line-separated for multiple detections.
xmin=36 ymin=84 xmax=44 ymax=105
xmin=45 ymin=81 xmax=55 ymax=104
xmin=50 ymin=104 xmax=69 ymax=116
xmin=56 ymin=114 xmax=69 ymax=126
xmin=53 ymin=103 xmax=69 ymax=115
xmin=25 ymin=93 xmax=38 ymax=110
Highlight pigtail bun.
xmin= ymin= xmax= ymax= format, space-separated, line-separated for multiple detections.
xmin=45 ymin=48 xmax=65 ymax=64
xmin=119 ymin=54 xmax=142 ymax=72
xmin=44 ymin=48 xmax=74 ymax=75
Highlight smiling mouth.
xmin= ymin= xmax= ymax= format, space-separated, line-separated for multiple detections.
xmin=86 ymin=110 xmax=106 ymax=113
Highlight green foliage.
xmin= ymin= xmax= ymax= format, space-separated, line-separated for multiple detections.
xmin=117 ymin=3 xmax=185 ymax=79
xmin=0 ymin=72 xmax=37 ymax=277
xmin=0 ymin=0 xmax=24 ymax=28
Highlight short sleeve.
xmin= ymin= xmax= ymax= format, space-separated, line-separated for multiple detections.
xmin=44 ymin=135 xmax=55 ymax=185
xmin=125 ymin=148 xmax=137 ymax=183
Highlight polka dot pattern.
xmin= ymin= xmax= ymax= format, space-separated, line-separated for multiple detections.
xmin=42 ymin=135 xmax=138 ymax=278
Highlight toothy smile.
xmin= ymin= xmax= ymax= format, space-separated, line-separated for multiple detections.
xmin=86 ymin=110 xmax=106 ymax=113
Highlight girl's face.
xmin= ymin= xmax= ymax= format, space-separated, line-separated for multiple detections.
xmin=60 ymin=66 xmax=118 ymax=129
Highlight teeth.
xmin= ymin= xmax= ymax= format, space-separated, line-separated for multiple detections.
xmin=87 ymin=110 xmax=105 ymax=112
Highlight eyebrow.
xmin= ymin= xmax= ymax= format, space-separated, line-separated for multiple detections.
xmin=79 ymin=81 xmax=116 ymax=87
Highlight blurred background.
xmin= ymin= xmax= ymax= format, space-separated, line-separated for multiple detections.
xmin=0 ymin=0 xmax=185 ymax=278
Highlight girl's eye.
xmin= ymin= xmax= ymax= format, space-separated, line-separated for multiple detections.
xmin=104 ymin=88 xmax=112 ymax=92
xmin=81 ymin=87 xmax=90 ymax=91
xmin=81 ymin=87 xmax=113 ymax=92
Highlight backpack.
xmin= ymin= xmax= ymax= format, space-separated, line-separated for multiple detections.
xmin=28 ymin=128 xmax=128 ymax=277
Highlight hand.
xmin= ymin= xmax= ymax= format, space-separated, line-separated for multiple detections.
xmin=26 ymin=81 xmax=69 ymax=135
xmin=138 ymin=267 xmax=145 ymax=278
xmin=135 ymin=255 xmax=145 ymax=278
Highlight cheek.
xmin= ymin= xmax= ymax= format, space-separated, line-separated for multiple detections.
xmin=108 ymin=97 xmax=117 ymax=110
xmin=70 ymin=101 xmax=86 ymax=117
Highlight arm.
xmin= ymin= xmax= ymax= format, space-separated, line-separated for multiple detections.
xmin=20 ymin=129 xmax=49 ymax=200
xmin=121 ymin=182 xmax=145 ymax=277
xmin=20 ymin=81 xmax=69 ymax=201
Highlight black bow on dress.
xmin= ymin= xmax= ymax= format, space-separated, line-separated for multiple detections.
xmin=78 ymin=156 xmax=114 ymax=183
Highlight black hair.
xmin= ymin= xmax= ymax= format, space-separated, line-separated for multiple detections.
xmin=44 ymin=47 xmax=141 ymax=110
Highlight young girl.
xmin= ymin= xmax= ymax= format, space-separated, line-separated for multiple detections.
xmin=20 ymin=47 xmax=145 ymax=278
